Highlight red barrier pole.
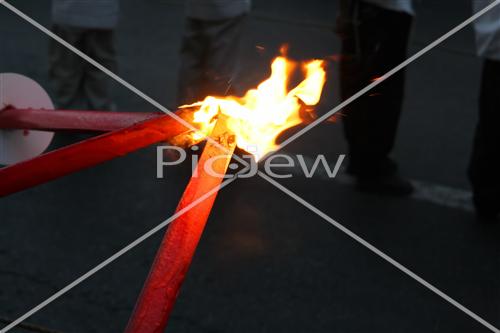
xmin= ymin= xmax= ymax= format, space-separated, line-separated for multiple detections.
xmin=0 ymin=107 xmax=162 ymax=132
xmin=124 ymin=115 xmax=236 ymax=333
xmin=0 ymin=111 xmax=194 ymax=197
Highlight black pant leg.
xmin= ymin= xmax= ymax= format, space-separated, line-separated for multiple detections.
xmin=340 ymin=3 xmax=412 ymax=178
xmin=469 ymin=59 xmax=500 ymax=214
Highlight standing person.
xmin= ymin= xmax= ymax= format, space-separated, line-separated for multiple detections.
xmin=49 ymin=0 xmax=119 ymax=111
xmin=177 ymin=0 xmax=251 ymax=105
xmin=470 ymin=0 xmax=500 ymax=222
xmin=336 ymin=0 xmax=414 ymax=195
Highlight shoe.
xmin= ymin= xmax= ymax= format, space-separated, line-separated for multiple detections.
xmin=356 ymin=174 xmax=415 ymax=197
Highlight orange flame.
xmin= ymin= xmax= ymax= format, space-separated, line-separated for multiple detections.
xmin=183 ymin=56 xmax=326 ymax=160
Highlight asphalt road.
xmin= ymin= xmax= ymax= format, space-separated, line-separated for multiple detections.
xmin=0 ymin=1 xmax=499 ymax=332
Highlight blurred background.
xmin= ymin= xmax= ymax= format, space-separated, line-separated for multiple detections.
xmin=0 ymin=0 xmax=499 ymax=332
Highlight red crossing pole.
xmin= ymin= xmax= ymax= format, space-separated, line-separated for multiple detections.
xmin=0 ymin=111 xmax=194 ymax=197
xmin=124 ymin=115 xmax=236 ymax=333
xmin=0 ymin=107 xmax=162 ymax=132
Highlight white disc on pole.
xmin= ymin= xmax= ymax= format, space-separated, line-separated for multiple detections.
xmin=0 ymin=73 xmax=54 ymax=165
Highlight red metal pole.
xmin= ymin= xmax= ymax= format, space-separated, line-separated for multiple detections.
xmin=124 ymin=115 xmax=236 ymax=333
xmin=0 ymin=107 xmax=162 ymax=132
xmin=0 ymin=111 xmax=194 ymax=197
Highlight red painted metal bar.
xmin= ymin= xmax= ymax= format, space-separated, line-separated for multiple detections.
xmin=124 ymin=115 xmax=236 ymax=333
xmin=0 ymin=107 xmax=162 ymax=132
xmin=0 ymin=110 xmax=194 ymax=197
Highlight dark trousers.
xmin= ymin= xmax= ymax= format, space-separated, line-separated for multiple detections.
xmin=339 ymin=2 xmax=412 ymax=178
xmin=177 ymin=14 xmax=247 ymax=106
xmin=49 ymin=24 xmax=117 ymax=110
xmin=468 ymin=59 xmax=500 ymax=214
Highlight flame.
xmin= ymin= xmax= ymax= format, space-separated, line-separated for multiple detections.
xmin=183 ymin=56 xmax=326 ymax=160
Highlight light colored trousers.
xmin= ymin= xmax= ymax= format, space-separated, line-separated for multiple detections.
xmin=49 ymin=24 xmax=117 ymax=110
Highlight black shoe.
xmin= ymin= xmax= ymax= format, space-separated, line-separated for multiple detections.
xmin=356 ymin=174 xmax=415 ymax=197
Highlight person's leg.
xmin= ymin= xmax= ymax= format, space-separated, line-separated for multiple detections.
xmin=203 ymin=14 xmax=247 ymax=98
xmin=468 ymin=59 xmax=500 ymax=221
xmin=177 ymin=19 xmax=208 ymax=105
xmin=339 ymin=2 xmax=413 ymax=194
xmin=49 ymin=24 xmax=85 ymax=109
xmin=82 ymin=28 xmax=117 ymax=111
